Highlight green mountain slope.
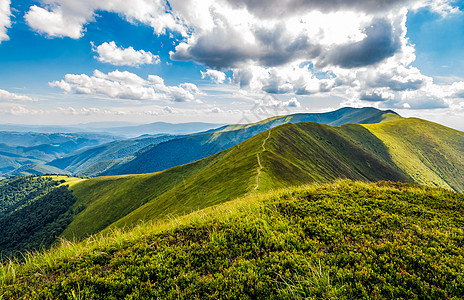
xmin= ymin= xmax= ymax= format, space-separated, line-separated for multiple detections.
xmin=363 ymin=118 xmax=464 ymax=192
xmin=0 ymin=177 xmax=77 ymax=257
xmin=61 ymin=121 xmax=411 ymax=240
xmin=60 ymin=116 xmax=464 ymax=241
xmin=2 ymin=180 xmax=464 ymax=299
xmin=82 ymin=107 xmax=399 ymax=176
xmin=61 ymin=131 xmax=263 ymax=240
xmin=47 ymin=134 xmax=179 ymax=175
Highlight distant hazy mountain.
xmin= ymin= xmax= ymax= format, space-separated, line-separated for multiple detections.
xmin=89 ymin=107 xmax=400 ymax=176
xmin=8 ymin=164 xmax=70 ymax=176
xmin=48 ymin=134 xmax=181 ymax=175
xmin=0 ymin=132 xmax=117 ymax=175
xmin=0 ymin=132 xmax=116 ymax=147
xmin=96 ymin=122 xmax=226 ymax=137
xmin=0 ymin=121 xmax=225 ymax=137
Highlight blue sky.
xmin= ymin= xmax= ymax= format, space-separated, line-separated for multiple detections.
xmin=0 ymin=0 xmax=464 ymax=129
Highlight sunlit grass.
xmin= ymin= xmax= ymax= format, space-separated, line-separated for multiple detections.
xmin=1 ymin=180 xmax=463 ymax=298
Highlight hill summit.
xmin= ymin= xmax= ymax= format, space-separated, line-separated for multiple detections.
xmin=1 ymin=180 xmax=463 ymax=299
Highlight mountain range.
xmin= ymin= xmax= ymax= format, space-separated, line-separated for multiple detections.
xmin=1 ymin=107 xmax=464 ymax=298
xmin=0 ymin=121 xmax=224 ymax=137
xmin=57 ymin=115 xmax=464 ymax=240
xmin=0 ymin=132 xmax=118 ymax=175
xmin=48 ymin=107 xmax=400 ymax=176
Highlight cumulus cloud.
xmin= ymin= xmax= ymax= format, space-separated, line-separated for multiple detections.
xmin=56 ymin=106 xmax=114 ymax=115
xmin=285 ymin=97 xmax=301 ymax=107
xmin=0 ymin=89 xmax=35 ymax=102
xmin=209 ymin=106 xmax=223 ymax=113
xmin=233 ymin=63 xmax=337 ymax=95
xmin=0 ymin=0 xmax=11 ymax=42
xmin=25 ymin=5 xmax=85 ymax=39
xmin=445 ymin=81 xmax=464 ymax=99
xmin=201 ymin=69 xmax=226 ymax=84
xmin=167 ymin=1 xmax=429 ymax=108
xmin=318 ymin=18 xmax=401 ymax=69
xmin=254 ymin=94 xmax=301 ymax=113
xmin=224 ymin=0 xmax=412 ymax=17
xmin=92 ymin=41 xmax=160 ymax=66
xmin=171 ymin=20 xmax=321 ymax=69
xmin=25 ymin=0 xmax=462 ymax=112
xmin=163 ymin=106 xmax=175 ymax=113
xmin=169 ymin=2 xmax=410 ymax=70
xmin=360 ymin=91 xmax=391 ymax=102
xmin=25 ymin=0 xmax=186 ymax=39
xmin=49 ymin=70 xmax=202 ymax=102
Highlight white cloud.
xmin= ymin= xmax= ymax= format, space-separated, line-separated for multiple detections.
xmin=25 ymin=0 xmax=186 ymax=39
xmin=163 ymin=106 xmax=175 ymax=113
xmin=201 ymin=69 xmax=226 ymax=84
xmin=285 ymin=97 xmax=301 ymax=108
xmin=232 ymin=63 xmax=337 ymax=95
xmin=92 ymin=41 xmax=160 ymax=66
xmin=49 ymin=70 xmax=202 ymax=102
xmin=56 ymin=106 xmax=113 ymax=115
xmin=167 ymin=2 xmax=416 ymax=106
xmin=253 ymin=94 xmax=301 ymax=113
xmin=413 ymin=0 xmax=461 ymax=16
xmin=25 ymin=0 xmax=463 ymax=113
xmin=168 ymin=0 xmax=464 ymax=111
xmin=0 ymin=89 xmax=35 ymax=102
xmin=25 ymin=5 xmax=86 ymax=39
xmin=0 ymin=0 xmax=11 ymax=42
xmin=209 ymin=106 xmax=223 ymax=113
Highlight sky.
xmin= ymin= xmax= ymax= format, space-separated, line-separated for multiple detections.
xmin=1 ymin=0 xmax=464 ymax=129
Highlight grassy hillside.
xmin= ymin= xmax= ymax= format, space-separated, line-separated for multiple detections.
xmin=60 ymin=116 xmax=464 ymax=242
xmin=1 ymin=180 xmax=463 ymax=299
xmin=61 ymin=131 xmax=264 ymax=240
xmin=362 ymin=118 xmax=464 ymax=192
xmin=259 ymin=123 xmax=410 ymax=189
xmin=83 ymin=107 xmax=398 ymax=176
xmin=62 ymin=120 xmax=416 ymax=240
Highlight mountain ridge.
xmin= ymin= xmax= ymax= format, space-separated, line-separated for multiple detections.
xmin=84 ymin=107 xmax=400 ymax=177
xmin=60 ymin=115 xmax=464 ymax=240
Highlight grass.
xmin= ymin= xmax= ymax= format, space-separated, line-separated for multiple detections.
xmin=1 ymin=180 xmax=463 ymax=299
xmin=43 ymin=175 xmax=87 ymax=187
xmin=61 ymin=117 xmax=464 ymax=241
xmin=61 ymin=132 xmax=260 ymax=240
xmin=363 ymin=118 xmax=464 ymax=192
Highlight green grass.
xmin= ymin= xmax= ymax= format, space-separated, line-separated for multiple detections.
xmin=1 ymin=180 xmax=463 ymax=299
xmin=261 ymin=123 xmax=410 ymax=189
xmin=363 ymin=118 xmax=464 ymax=192
xmin=62 ymin=130 xmax=264 ymax=240
xmin=43 ymin=175 xmax=87 ymax=187
xmin=62 ymin=117 xmax=464 ymax=240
